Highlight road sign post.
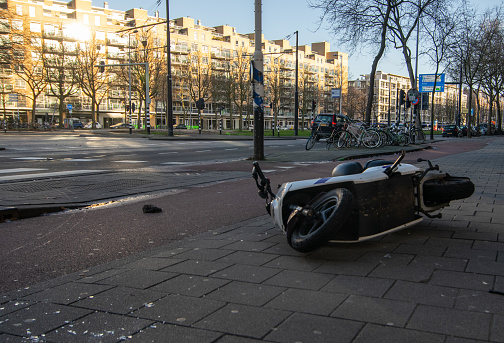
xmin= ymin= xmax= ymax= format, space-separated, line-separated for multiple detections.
xmin=419 ymin=74 xmax=445 ymax=93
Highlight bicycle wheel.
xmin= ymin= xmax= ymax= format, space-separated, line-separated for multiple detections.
xmin=306 ymin=134 xmax=317 ymax=150
xmin=361 ymin=129 xmax=381 ymax=148
xmin=337 ymin=131 xmax=352 ymax=148
xmin=398 ymin=133 xmax=409 ymax=146
xmin=410 ymin=128 xmax=426 ymax=144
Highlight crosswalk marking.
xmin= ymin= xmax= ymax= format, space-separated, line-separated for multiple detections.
xmin=161 ymin=162 xmax=187 ymax=165
xmin=114 ymin=160 xmax=147 ymax=163
xmin=0 ymin=170 xmax=109 ymax=182
xmin=11 ymin=157 xmax=50 ymax=160
xmin=63 ymin=159 xmax=100 ymax=162
xmin=0 ymin=168 xmax=47 ymax=174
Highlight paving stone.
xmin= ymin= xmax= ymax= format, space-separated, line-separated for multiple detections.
xmin=353 ymin=323 xmax=445 ymax=343
xmin=429 ymin=270 xmax=494 ymax=291
xmin=169 ymin=248 xmax=234 ymax=261
xmin=72 ymin=287 xmax=164 ymax=314
xmin=424 ymin=237 xmax=473 ymax=249
xmin=406 ymin=305 xmax=491 ymax=340
xmin=206 ymin=281 xmax=285 ymax=306
xmin=98 ymin=269 xmax=178 ymax=289
xmin=491 ymin=314 xmax=504 ymax=342
xmin=127 ymin=323 xmax=222 ymax=342
xmin=118 ymin=257 xmax=186 ymax=270
xmin=194 ymin=303 xmax=290 ymax=339
xmin=393 ymin=243 xmax=446 ymax=257
xmin=0 ymin=300 xmax=32 ymax=317
xmin=314 ymin=260 xmax=378 ymax=276
xmin=466 ymin=259 xmax=504 ymax=277
xmin=455 ymin=289 xmax=504 ymax=314
xmin=0 ymin=302 xmax=91 ymax=336
xmin=150 ymin=274 xmax=230 ymax=297
xmin=24 ymin=283 xmax=113 ymax=305
xmin=263 ymin=255 xmax=324 ymax=271
xmin=0 ymin=333 xmax=33 ymax=342
xmin=321 ymin=275 xmax=393 ymax=297
xmin=409 ymin=255 xmax=467 ymax=272
xmin=133 ymin=294 xmax=226 ymax=325
xmin=264 ymin=312 xmax=363 ymax=343
xmin=220 ymin=240 xmax=277 ymax=252
xmin=212 ymin=264 xmax=281 ymax=283
xmin=368 ymin=264 xmax=434 ymax=282
xmin=308 ymin=247 xmax=366 ymax=261
xmin=44 ymin=311 xmax=152 ymax=343
xmin=76 ymin=269 xmax=128 ymax=284
xmin=215 ymin=250 xmax=278 ymax=266
xmin=357 ymin=251 xmax=414 ymax=265
xmin=177 ymin=239 xmax=235 ymax=249
xmin=453 ymin=231 xmax=498 ymax=241
xmin=161 ymin=259 xmax=232 ymax=276
xmin=263 ymin=270 xmax=334 ymax=290
xmin=443 ymin=246 xmax=497 ymax=261
xmin=384 ymin=280 xmax=458 ymax=308
xmin=472 ymin=240 xmax=504 ymax=252
xmin=331 ymin=295 xmax=416 ymax=327
xmin=214 ymin=335 xmax=263 ymax=343
xmin=150 ymin=247 xmax=190 ymax=258
xmin=264 ymin=288 xmax=347 ymax=316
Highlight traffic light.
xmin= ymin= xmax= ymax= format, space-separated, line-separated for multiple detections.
xmin=406 ymin=98 xmax=411 ymax=108
xmin=196 ymin=98 xmax=205 ymax=110
xmin=399 ymin=90 xmax=405 ymax=105
xmin=99 ymin=61 xmax=105 ymax=73
xmin=126 ymin=104 xmax=130 ymax=112
xmin=312 ymin=100 xmax=316 ymax=112
xmin=131 ymin=102 xmax=136 ymax=113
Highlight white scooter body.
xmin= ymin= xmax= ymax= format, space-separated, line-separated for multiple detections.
xmin=270 ymin=163 xmax=421 ymax=238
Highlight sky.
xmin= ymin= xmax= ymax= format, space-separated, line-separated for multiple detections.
xmin=103 ymin=0 xmax=503 ymax=80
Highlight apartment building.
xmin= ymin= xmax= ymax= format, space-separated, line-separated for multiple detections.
xmin=350 ymin=71 xmax=468 ymax=125
xmin=0 ymin=0 xmax=348 ymax=129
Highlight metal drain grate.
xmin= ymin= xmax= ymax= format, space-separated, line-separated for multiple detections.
xmin=0 ymin=179 xmax=155 ymax=194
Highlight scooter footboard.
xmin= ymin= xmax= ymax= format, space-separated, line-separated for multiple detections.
xmin=281 ymin=174 xmax=417 ymax=241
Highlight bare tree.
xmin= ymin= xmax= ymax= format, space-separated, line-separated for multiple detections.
xmin=186 ymin=50 xmax=212 ymax=130
xmin=231 ymin=48 xmax=250 ymax=131
xmin=310 ymin=0 xmax=394 ymax=124
xmin=74 ymin=33 xmax=111 ymax=128
xmin=43 ymin=38 xmax=79 ymax=127
xmin=264 ymin=56 xmax=282 ymax=135
xmin=344 ymin=86 xmax=367 ymax=120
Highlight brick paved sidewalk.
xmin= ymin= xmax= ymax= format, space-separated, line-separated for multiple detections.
xmin=1 ymin=138 xmax=503 ymax=342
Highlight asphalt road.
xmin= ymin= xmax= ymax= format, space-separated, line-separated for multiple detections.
xmin=0 ymin=132 xmax=491 ymax=293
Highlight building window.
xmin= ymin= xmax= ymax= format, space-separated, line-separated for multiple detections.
xmin=201 ymin=32 xmax=205 ymax=41
xmin=83 ymin=14 xmax=89 ymax=25
xmin=16 ymin=4 xmax=22 ymax=15
xmin=12 ymin=19 xmax=22 ymax=31
xmin=95 ymin=16 xmax=100 ymax=26
xmin=30 ymin=22 xmax=41 ymax=33
xmin=194 ymin=32 xmax=197 ymax=40
xmin=95 ymin=30 xmax=105 ymax=40
xmin=29 ymin=6 xmax=35 ymax=17
xmin=43 ymin=9 xmax=51 ymax=16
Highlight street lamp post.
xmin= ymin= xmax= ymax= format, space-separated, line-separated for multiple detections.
xmin=166 ymin=0 xmax=174 ymax=136
xmin=294 ymin=31 xmax=299 ymax=136
xmin=128 ymin=30 xmax=138 ymax=134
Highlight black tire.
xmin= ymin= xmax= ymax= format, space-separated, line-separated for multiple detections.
xmin=423 ymin=176 xmax=475 ymax=204
xmin=286 ymin=188 xmax=354 ymax=253
xmin=306 ymin=134 xmax=317 ymax=150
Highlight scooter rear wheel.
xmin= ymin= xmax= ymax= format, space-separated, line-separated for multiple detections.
xmin=286 ymin=188 xmax=354 ymax=253
xmin=423 ymin=176 xmax=474 ymax=204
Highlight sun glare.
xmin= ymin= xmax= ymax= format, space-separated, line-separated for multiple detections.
xmin=65 ymin=23 xmax=91 ymax=41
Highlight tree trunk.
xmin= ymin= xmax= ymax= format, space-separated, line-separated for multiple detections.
xmin=365 ymin=2 xmax=392 ymax=124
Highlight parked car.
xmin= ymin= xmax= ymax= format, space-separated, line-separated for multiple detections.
xmin=174 ymin=124 xmax=187 ymax=129
xmin=478 ymin=123 xmax=496 ymax=135
xmin=110 ymin=123 xmax=130 ymax=129
xmin=72 ymin=121 xmax=84 ymax=129
xmin=84 ymin=122 xmax=102 ymax=129
xmin=311 ymin=113 xmax=350 ymax=135
xmin=460 ymin=125 xmax=475 ymax=136
xmin=442 ymin=124 xmax=462 ymax=137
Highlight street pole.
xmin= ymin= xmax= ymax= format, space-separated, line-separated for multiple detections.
xmin=146 ymin=61 xmax=150 ymax=135
xmin=339 ymin=55 xmax=343 ymax=114
xmin=252 ymin=0 xmax=264 ymax=160
xmin=166 ymin=0 xmax=174 ymax=136
xmin=294 ymin=30 xmax=299 ymax=136
xmin=128 ymin=30 xmax=137 ymax=134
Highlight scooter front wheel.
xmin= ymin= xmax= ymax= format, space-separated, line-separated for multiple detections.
xmin=423 ymin=176 xmax=474 ymax=204
xmin=286 ymin=188 xmax=354 ymax=253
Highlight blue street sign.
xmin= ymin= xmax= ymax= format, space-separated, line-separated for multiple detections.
xmin=67 ymin=104 xmax=73 ymax=110
xmin=331 ymin=88 xmax=341 ymax=98
xmin=419 ymin=74 xmax=445 ymax=93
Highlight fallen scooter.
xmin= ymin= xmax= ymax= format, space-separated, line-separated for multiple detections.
xmin=252 ymin=150 xmax=474 ymax=253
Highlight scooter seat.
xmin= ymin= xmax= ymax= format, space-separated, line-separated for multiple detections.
xmin=331 ymin=159 xmax=393 ymax=177
xmin=331 ymin=162 xmax=363 ymax=176
xmin=363 ymin=159 xmax=393 ymax=170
